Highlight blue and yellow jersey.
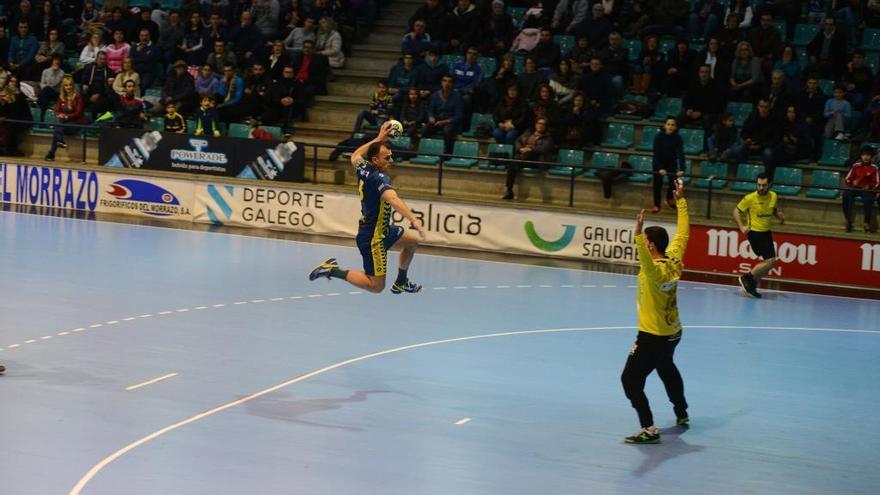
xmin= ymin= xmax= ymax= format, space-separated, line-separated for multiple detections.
xmin=635 ymin=197 xmax=690 ymax=336
xmin=736 ymin=191 xmax=777 ymax=232
xmin=355 ymin=158 xmax=394 ymax=239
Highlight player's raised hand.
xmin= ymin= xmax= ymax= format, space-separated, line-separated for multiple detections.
xmin=635 ymin=208 xmax=646 ymax=235
xmin=377 ymin=121 xmax=393 ymax=141
xmin=673 ymin=178 xmax=685 ymax=200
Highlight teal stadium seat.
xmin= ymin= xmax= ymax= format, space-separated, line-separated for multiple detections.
xmin=623 ymin=39 xmax=641 ymax=62
xmin=261 ymin=126 xmax=283 ymax=139
xmin=600 ymin=123 xmax=634 ymax=149
xmin=479 ymin=143 xmax=513 ymax=170
xmin=149 ymin=118 xmax=164 ymax=132
xmin=817 ymin=139 xmax=850 ymax=166
xmin=693 ymin=161 xmax=729 ymax=189
xmin=409 ymin=138 xmax=445 ymax=166
xmin=549 ymin=148 xmax=585 ymax=176
xmin=553 ymin=35 xmax=575 ymax=55
xmin=626 ymin=155 xmax=653 ymax=182
xmin=659 ymin=38 xmax=675 ymax=54
xmin=792 ymin=23 xmax=819 ymax=47
xmin=461 ymin=113 xmax=495 ymax=138
xmin=650 ymin=97 xmax=682 ymax=122
xmin=227 ymin=123 xmax=250 ymax=138
xmin=389 ymin=136 xmax=412 ymax=160
xmin=635 ymin=126 xmax=660 ymax=151
xmin=477 ymin=57 xmax=496 ymax=79
xmin=806 ymin=170 xmax=841 ymax=199
xmin=726 ymin=101 xmax=753 ymax=127
xmin=506 ymin=6 xmax=526 ymax=28
xmin=862 ymin=28 xmax=880 ymax=51
xmin=773 ymin=167 xmax=803 ymax=195
xmin=732 ymin=163 xmax=765 ymax=191
xmin=615 ymin=94 xmax=648 ymax=120
xmin=681 ymin=160 xmax=693 ymax=185
xmin=680 ymin=128 xmax=704 ymax=154
xmin=444 ymin=140 xmax=479 ymax=168
xmin=818 ymin=79 xmax=834 ymax=96
xmin=770 ymin=20 xmax=787 ymax=38
xmin=590 ymin=152 xmax=620 ymax=179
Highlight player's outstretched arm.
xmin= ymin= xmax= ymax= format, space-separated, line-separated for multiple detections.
xmin=381 ymin=189 xmax=426 ymax=239
xmin=668 ymin=179 xmax=690 ymax=259
xmin=350 ymin=121 xmax=393 ymax=168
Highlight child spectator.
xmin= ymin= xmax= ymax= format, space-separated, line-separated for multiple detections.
xmin=194 ymin=96 xmax=221 ymax=137
xmin=163 ymin=102 xmax=187 ymax=134
xmin=843 ymin=146 xmax=880 ymax=232
xmin=824 ymin=85 xmax=852 ymax=140
xmin=707 ymin=112 xmax=738 ymax=160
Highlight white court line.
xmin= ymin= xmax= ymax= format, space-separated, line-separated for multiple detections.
xmin=72 ymin=328 xmax=85 ymax=332
xmin=125 ymin=372 xmax=178 ymax=391
xmin=472 ymin=285 xmax=487 ymax=289
xmin=57 ymin=331 xmax=70 ymax=336
xmin=139 ymin=314 xmax=152 ymax=318
xmin=496 ymin=285 xmax=510 ymax=288
xmin=539 ymin=285 xmax=553 ymax=288
xmin=289 ymin=296 xmax=303 ymax=300
xmin=433 ymin=287 xmax=447 ymax=290
xmin=106 ymin=321 xmax=118 ymax=325
xmin=159 ymin=311 xmax=173 ymax=315
xmin=250 ymin=300 xmax=264 ymax=304
xmin=123 ymin=317 xmax=137 ymax=321
xmin=271 ymin=298 xmax=284 ymax=302
xmin=176 ymin=308 xmax=190 ymax=312
xmin=41 ymin=336 xmax=52 ymax=340
xmin=516 ymin=285 xmax=532 ymax=288
xmin=195 ymin=306 xmax=208 ymax=310
xmin=307 ymin=295 xmax=322 ymax=298
xmin=233 ymin=301 xmax=248 ymax=305
xmin=24 ymin=340 xmax=36 ymax=344
xmin=454 ymin=418 xmax=472 ymax=426
xmin=326 ymin=293 xmax=341 ymax=296
xmin=348 ymin=291 xmax=363 ymax=295
xmin=453 ymin=286 xmax=468 ymax=290
xmin=602 ymin=285 xmax=616 ymax=288
xmin=8 ymin=344 xmax=20 ymax=348
xmin=89 ymin=324 xmax=102 ymax=328
xmin=582 ymin=284 xmax=596 ymax=287
xmin=560 ymin=284 xmax=574 ymax=288
xmin=213 ymin=304 xmax=226 ymax=307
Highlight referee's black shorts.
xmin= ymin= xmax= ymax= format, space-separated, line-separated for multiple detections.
xmin=747 ymin=230 xmax=776 ymax=259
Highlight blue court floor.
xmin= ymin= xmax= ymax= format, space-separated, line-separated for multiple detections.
xmin=1 ymin=211 xmax=878 ymax=495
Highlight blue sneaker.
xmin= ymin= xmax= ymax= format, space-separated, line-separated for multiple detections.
xmin=390 ymin=279 xmax=422 ymax=294
xmin=308 ymin=258 xmax=338 ymax=281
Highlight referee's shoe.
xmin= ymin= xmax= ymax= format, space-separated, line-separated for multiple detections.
xmin=738 ymin=273 xmax=762 ymax=298
xmin=625 ymin=427 xmax=661 ymax=444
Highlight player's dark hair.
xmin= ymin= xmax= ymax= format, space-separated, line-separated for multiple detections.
xmin=366 ymin=141 xmax=389 ymax=163
xmin=756 ymin=172 xmax=769 ymax=181
xmin=644 ymin=226 xmax=669 ymax=254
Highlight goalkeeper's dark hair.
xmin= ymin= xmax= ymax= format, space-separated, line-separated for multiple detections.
xmin=366 ymin=141 xmax=389 ymax=163
xmin=644 ymin=226 xmax=669 ymax=254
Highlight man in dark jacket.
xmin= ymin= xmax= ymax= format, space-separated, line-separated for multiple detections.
xmin=683 ymin=64 xmax=724 ymax=132
xmin=131 ymin=28 xmax=162 ymax=93
xmin=444 ymin=0 xmax=481 ymax=54
xmin=599 ymin=31 xmax=629 ymax=96
xmin=794 ymin=76 xmax=826 ymax=160
xmin=162 ymin=60 xmax=196 ymax=116
xmin=408 ymin=0 xmax=447 ymax=41
xmin=291 ymin=40 xmax=329 ymax=102
xmin=807 ymin=16 xmax=847 ymax=79
xmin=422 ymin=74 xmax=464 ymax=153
xmin=577 ymin=57 xmax=614 ymax=113
xmin=760 ymin=69 xmax=793 ymax=117
xmin=531 ymin=28 xmax=561 ymax=71
xmin=416 ymin=48 xmax=448 ymax=99
xmin=229 ymin=11 xmax=264 ymax=67
xmin=842 ymin=50 xmax=874 ymax=110
xmin=261 ymin=65 xmax=300 ymax=132
xmin=80 ymin=51 xmax=116 ymax=118
xmin=732 ymin=98 xmax=782 ymax=178
xmin=230 ymin=60 xmax=272 ymax=122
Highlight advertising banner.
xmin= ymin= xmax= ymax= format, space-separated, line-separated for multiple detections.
xmin=0 ymin=162 xmax=195 ymax=221
xmin=98 ymin=128 xmax=305 ymax=182
xmin=683 ymin=225 xmax=880 ymax=288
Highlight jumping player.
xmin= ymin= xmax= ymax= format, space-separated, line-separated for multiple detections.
xmin=309 ymin=121 xmax=426 ymax=293
xmin=622 ymin=178 xmax=690 ymax=444
xmin=733 ymin=173 xmax=785 ymax=298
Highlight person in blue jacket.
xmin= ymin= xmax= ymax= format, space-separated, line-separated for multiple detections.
xmin=422 ymin=74 xmax=463 ymax=153
xmin=9 ymin=20 xmax=38 ymax=79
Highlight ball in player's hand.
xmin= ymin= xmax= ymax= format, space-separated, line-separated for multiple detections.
xmin=386 ymin=120 xmax=403 ymax=140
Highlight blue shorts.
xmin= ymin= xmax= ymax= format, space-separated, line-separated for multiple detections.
xmin=356 ymin=225 xmax=404 ymax=276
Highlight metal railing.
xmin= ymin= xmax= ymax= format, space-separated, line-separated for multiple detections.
xmin=3 ymin=118 xmax=102 ymax=163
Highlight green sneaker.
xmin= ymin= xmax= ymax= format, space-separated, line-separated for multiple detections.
xmin=676 ymin=416 xmax=690 ymax=426
xmin=624 ymin=428 xmax=661 ymax=444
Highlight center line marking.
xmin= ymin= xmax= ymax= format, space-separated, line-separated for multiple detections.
xmin=159 ymin=311 xmax=173 ymax=315
xmin=125 ymin=372 xmax=179 ymax=391
xmin=560 ymin=284 xmax=574 ymax=288
xmin=176 ymin=308 xmax=189 ymax=312
xmin=139 ymin=314 xmax=152 ymax=318
xmin=270 ymin=298 xmax=284 ymax=302
xmin=195 ymin=306 xmax=208 ymax=310
xmin=24 ymin=339 xmax=36 ymax=344
xmin=433 ymin=287 xmax=447 ymax=290
xmin=233 ymin=301 xmax=248 ymax=305
xmin=289 ymin=296 xmax=303 ymax=300
xmin=326 ymin=293 xmax=341 ymax=296
xmin=453 ymin=286 xmax=468 ymax=289
xmin=57 ymin=331 xmax=70 ymax=336
xmin=72 ymin=328 xmax=85 ymax=332
xmin=213 ymin=304 xmax=226 ymax=307
xmin=106 ymin=321 xmax=118 ymax=325
xmin=539 ymin=285 xmax=553 ymax=288
xmin=123 ymin=317 xmax=136 ymax=321
xmin=496 ymin=285 xmax=510 ymax=288
xmin=472 ymin=285 xmax=487 ymax=289
xmin=41 ymin=336 xmax=52 ymax=340
xmin=307 ymin=295 xmax=322 ymax=298
xmin=348 ymin=291 xmax=363 ymax=295
xmin=455 ymin=418 xmax=472 ymax=426
xmin=251 ymin=300 xmax=264 ymax=304
xmin=516 ymin=285 xmax=532 ymax=288
xmin=89 ymin=324 xmax=102 ymax=328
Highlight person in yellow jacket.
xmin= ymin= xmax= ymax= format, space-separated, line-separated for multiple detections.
xmin=622 ymin=178 xmax=689 ymax=444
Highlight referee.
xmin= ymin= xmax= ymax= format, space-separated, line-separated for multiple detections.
xmin=622 ymin=179 xmax=690 ymax=444
xmin=733 ymin=173 xmax=785 ymax=298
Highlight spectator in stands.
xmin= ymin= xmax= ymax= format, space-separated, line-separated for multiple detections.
xmin=202 ymin=0 xmax=232 ymax=22
xmin=483 ymin=0 xmax=514 ymax=59
xmin=664 ymin=38 xmax=695 ymax=97
xmin=353 ymin=79 xmax=394 ymax=132
xmin=267 ymin=40 xmax=290 ymax=81
xmin=445 ymin=0 xmax=481 ymax=54
xmin=586 ymin=3 xmax=613 ymax=49
xmin=824 ymin=85 xmax=852 ymax=140
xmin=80 ymin=51 xmax=115 ymax=118
xmin=561 ymin=90 xmax=599 ymax=147
xmin=492 ymin=83 xmax=529 ymax=145
xmin=262 ymin=64 xmax=299 ymax=133
xmin=315 ymin=16 xmax=344 ymax=69
xmin=763 ymin=0 xmax=799 ymax=38
xmin=203 ymin=13 xmax=228 ymax=46
xmin=206 ymin=40 xmax=236 ymax=73
xmin=395 ymin=87 xmax=427 ymax=139
xmin=484 ymin=53 xmax=516 ymax=110
xmin=732 ymin=98 xmax=781 ymax=178
xmin=423 ymin=74 xmax=464 ymax=153
xmin=748 ymin=12 xmax=781 ymax=74
xmin=531 ymin=28 xmax=561 ymax=74
xmin=795 ymin=76 xmax=826 ymax=160
xmin=230 ymin=11 xmax=264 ymax=68
xmin=402 ymin=18 xmax=432 ymax=57
xmin=80 ymin=31 xmax=106 ymax=68
xmin=631 ymin=34 xmax=664 ymax=95
xmin=131 ymin=28 xmax=160 ymax=93
xmin=577 ymin=57 xmax=614 ymax=113
xmin=114 ymin=78 xmax=147 ymax=128
xmin=504 ymin=117 xmax=554 ymax=200
xmin=517 ymin=56 xmax=543 ymax=102
xmin=707 ymin=112 xmax=738 ymax=160
xmin=163 ymin=101 xmax=187 ymax=133
xmin=194 ymin=95 xmax=222 ymax=136
xmin=552 ymin=0 xmax=591 ymax=36
xmin=105 ymin=29 xmax=130 ymax=74
xmin=684 ymin=64 xmax=723 ymax=132
xmin=452 ymin=47 xmax=481 ymax=123
xmin=292 ymin=39 xmax=330 ymax=99
xmin=158 ymin=10 xmax=184 ymax=66
xmin=600 ymin=31 xmax=629 ymax=96
xmin=112 ymin=56 xmax=141 ymax=97
xmin=642 ymin=0 xmax=688 ymax=38
xmin=181 ymin=13 xmax=207 ymax=67
xmin=162 ymin=60 xmax=195 ymax=116
xmin=777 ymin=105 xmax=811 ymax=166
xmin=409 ymin=0 xmax=447 ymax=41
xmin=689 ymin=0 xmax=722 ymax=40
xmin=843 ymin=146 xmax=880 ymax=232
xmin=303 ymin=0 xmax=338 ymax=23
xmin=38 ymin=54 xmax=64 ymax=117
xmin=772 ymin=45 xmax=802 ymax=92
xmin=236 ymin=60 xmax=272 ymax=122
xmin=807 ymin=16 xmax=847 ymax=79
xmin=388 ymin=53 xmax=420 ymax=99
xmin=761 ymin=69 xmax=793 ymax=117
xmin=416 ymin=48 xmax=447 ymax=99
xmin=35 ymin=28 xmax=64 ymax=73
xmin=651 ymin=116 xmax=685 ymax=212
xmin=195 ymin=63 xmax=221 ymax=101
xmin=251 ymin=0 xmax=280 ymax=39
xmin=697 ymin=37 xmax=727 ymax=84
xmin=568 ymin=35 xmax=595 ymax=76
xmin=13 ymin=0 xmax=41 ymax=36
xmin=44 ymin=75 xmax=85 ymax=161
xmin=284 ymin=16 xmax=316 ymax=56
xmin=532 ymin=83 xmax=563 ymax=140
xmin=549 ymin=58 xmax=578 ymax=105
xmin=716 ymin=13 xmax=745 ymax=62
xmin=134 ymin=8 xmax=160 ymax=44
xmin=8 ymin=20 xmax=38 ymax=79
xmin=728 ymin=41 xmax=761 ymax=102
xmin=217 ymin=62 xmax=243 ymax=122
xmin=842 ymin=50 xmax=874 ymax=110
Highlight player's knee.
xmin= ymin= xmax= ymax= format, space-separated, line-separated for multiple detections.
xmin=369 ymin=280 xmax=385 ymax=293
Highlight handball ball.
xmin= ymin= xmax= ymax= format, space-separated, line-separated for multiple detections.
xmin=387 ymin=120 xmax=403 ymax=140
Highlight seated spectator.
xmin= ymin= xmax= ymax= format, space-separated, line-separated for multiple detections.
xmin=760 ymin=69 xmax=793 ymax=117
xmin=134 ymin=7 xmax=160 ymax=43
xmin=235 ymin=60 xmax=271 ymax=122
xmin=8 ymin=20 xmax=38 ymax=79
xmin=206 ymin=40 xmax=236 ymax=74
xmin=652 ymin=116 xmax=686 ymax=212
xmin=707 ymin=111 xmax=738 ymax=160
xmin=195 ymin=64 xmax=221 ymax=101
xmin=728 ymin=41 xmax=761 ymax=102
xmin=444 ymin=0 xmax=481 ymax=54
xmin=262 ymin=64 xmax=300 ymax=133
xmin=492 ymin=83 xmax=529 ymax=145
xmin=158 ymin=10 xmax=185 ymax=66
xmin=203 ymin=13 xmax=228 ymax=47
xmin=79 ymin=1 xmax=100 ymax=32
xmin=567 ymin=36 xmax=595 ymax=76
xmin=482 ymin=0 xmax=514 ymax=59
xmin=105 ymin=29 xmax=130 ymax=74
xmin=202 ymin=0 xmax=233 ymax=22
xmin=772 ymin=45 xmax=802 ymax=92
xmin=114 ymin=78 xmax=147 ymax=128
xmin=292 ymin=39 xmax=330 ymax=100
xmin=401 ymin=18 xmax=432 ymax=57
xmin=796 ymin=76 xmax=826 ymax=159
xmin=267 ymin=40 xmax=290 ymax=81
xmin=549 ymin=59 xmax=578 ymax=105
xmin=698 ymin=37 xmax=727 ymax=83
xmin=394 ymin=87 xmax=427 ymax=139
xmin=551 ymin=0 xmax=591 ymax=36
xmin=181 ymin=13 xmax=208 ymax=67
xmin=663 ymin=38 xmax=695 ymax=97
xmin=642 ymin=0 xmax=688 ymax=38
xmin=35 ymin=28 xmax=64 ymax=73
xmin=0 ymin=80 xmax=31 ymax=157
xmin=724 ymin=0 xmax=753 ymax=30
xmin=415 ymin=48 xmax=448 ymax=99
xmin=824 ymin=85 xmax=852 ymax=140
xmin=251 ymin=0 xmax=280 ymax=39
xmin=101 ymin=7 xmax=128 ymax=39
xmin=229 ymin=11 xmax=264 ymax=67
xmin=353 ymin=79 xmax=394 ymax=132
xmin=843 ymin=146 xmax=880 ymax=232
xmin=194 ymin=95 xmax=222 ymax=136
xmin=422 ymin=74 xmax=464 ymax=153
xmin=131 ymin=28 xmax=161 ymax=92
xmin=531 ymin=28 xmax=561 ymax=72
xmin=747 ymin=12 xmax=781 ymax=73
xmin=388 ymin=53 xmax=420 ymax=99
xmin=284 ymin=16 xmax=316 ymax=56
xmin=217 ymin=63 xmax=244 ymax=122
xmin=807 ymin=17 xmax=847 ymax=80
xmin=631 ymin=35 xmax=664 ymax=95
xmin=777 ymin=105 xmax=812 ymax=165
xmin=162 ymin=59 xmax=196 ymax=116
xmin=112 ymin=56 xmax=141 ymax=97
xmin=504 ymin=117 xmax=554 ymax=200
xmin=45 ymin=75 xmax=86 ymax=161
xmin=315 ymin=16 xmax=344 ymax=69
xmin=408 ymin=0 xmax=447 ymax=41
xmin=684 ymin=64 xmax=724 ymax=132
xmin=730 ymin=98 xmax=781 ymax=178
xmin=79 ymin=51 xmax=116 ymax=118
xmin=532 ymin=83 xmax=563 ymax=141
xmin=518 ymin=56 xmax=544 ymax=103
xmin=577 ymin=57 xmax=614 ymax=113
xmin=163 ymin=101 xmax=187 ymax=133
xmin=452 ymin=47 xmax=482 ymax=123
xmin=586 ymin=3 xmax=613 ymax=49
xmin=689 ymin=0 xmax=722 ymax=40
xmin=716 ymin=13 xmax=745 ymax=63
xmin=80 ymin=31 xmax=106 ymax=68
xmin=599 ymin=31 xmax=629 ymax=96
xmin=561 ymin=91 xmax=600 ymax=147
xmin=842 ymin=50 xmax=874 ymax=110
xmin=484 ymin=54 xmax=517 ymax=110
xmin=38 ymin=54 xmax=65 ymax=118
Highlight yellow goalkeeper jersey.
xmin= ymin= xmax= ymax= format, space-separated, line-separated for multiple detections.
xmin=635 ymin=198 xmax=690 ymax=336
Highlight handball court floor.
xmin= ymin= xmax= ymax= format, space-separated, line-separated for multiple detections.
xmin=1 ymin=209 xmax=878 ymax=495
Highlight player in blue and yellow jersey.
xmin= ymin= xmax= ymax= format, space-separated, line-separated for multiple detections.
xmin=621 ymin=178 xmax=690 ymax=444
xmin=733 ymin=173 xmax=785 ymax=298
xmin=308 ymin=121 xmax=426 ymax=293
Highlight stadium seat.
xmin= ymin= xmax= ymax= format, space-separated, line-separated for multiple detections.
xmin=732 ymin=163 xmax=765 ymax=191
xmin=792 ymin=23 xmax=819 ymax=47
xmin=817 ymin=139 xmax=850 ymax=166
xmin=806 ymin=170 xmax=842 ymax=199
xmin=477 ymin=57 xmax=496 ymax=79
xmin=514 ymin=55 xmax=525 ymax=75
xmin=689 ymin=41 xmax=706 ymax=53
xmin=862 ymin=28 xmax=880 ymax=51
xmin=409 ymin=138 xmax=445 ymax=166
xmin=227 ymin=123 xmax=250 ymax=138
xmin=650 ymin=97 xmax=683 ymax=121
xmin=65 ymin=56 xmax=80 ymax=71
xmin=770 ymin=20 xmax=787 ymax=38
xmin=389 ymin=136 xmax=412 ymax=160
xmin=680 ymin=128 xmax=704 ymax=154
xmin=600 ymin=123 xmax=634 ymax=149
xmin=726 ymin=101 xmax=753 ymax=127
xmin=160 ymin=0 xmax=182 ymax=9
xmin=590 ymin=152 xmax=620 ymax=178
xmin=148 ymin=118 xmax=164 ymax=132
xmin=261 ymin=126 xmax=283 ymax=139
xmin=867 ymin=52 xmax=880 ymax=74
xmin=773 ymin=167 xmax=803 ymax=195
xmin=461 ymin=113 xmax=496 ymax=138
xmin=128 ymin=0 xmax=151 ymax=7
xmin=623 ymin=39 xmax=641 ymax=62
xmin=626 ymin=155 xmax=653 ymax=182
xmin=506 ymin=6 xmax=526 ymax=28
xmin=553 ymin=35 xmax=575 ymax=55
xmin=30 ymin=107 xmax=49 ymax=133
xmin=659 ymin=38 xmax=675 ymax=54
xmin=549 ymin=148 xmax=584 ymax=176
xmin=445 ymin=140 xmax=479 ymax=168
xmin=442 ymin=54 xmax=464 ymax=67
xmin=680 ymin=160 xmax=693 ymax=185
xmin=144 ymin=88 xmax=162 ymax=98
xmin=479 ymin=143 xmax=513 ymax=170
xmin=818 ymin=79 xmax=835 ymax=96
xmin=635 ymin=126 xmax=660 ymax=151
xmin=693 ymin=161 xmax=729 ymax=189
xmin=615 ymin=94 xmax=648 ymax=120
xmin=186 ymin=119 xmax=197 ymax=133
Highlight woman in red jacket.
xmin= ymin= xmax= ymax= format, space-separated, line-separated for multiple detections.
xmin=46 ymin=75 xmax=87 ymax=161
